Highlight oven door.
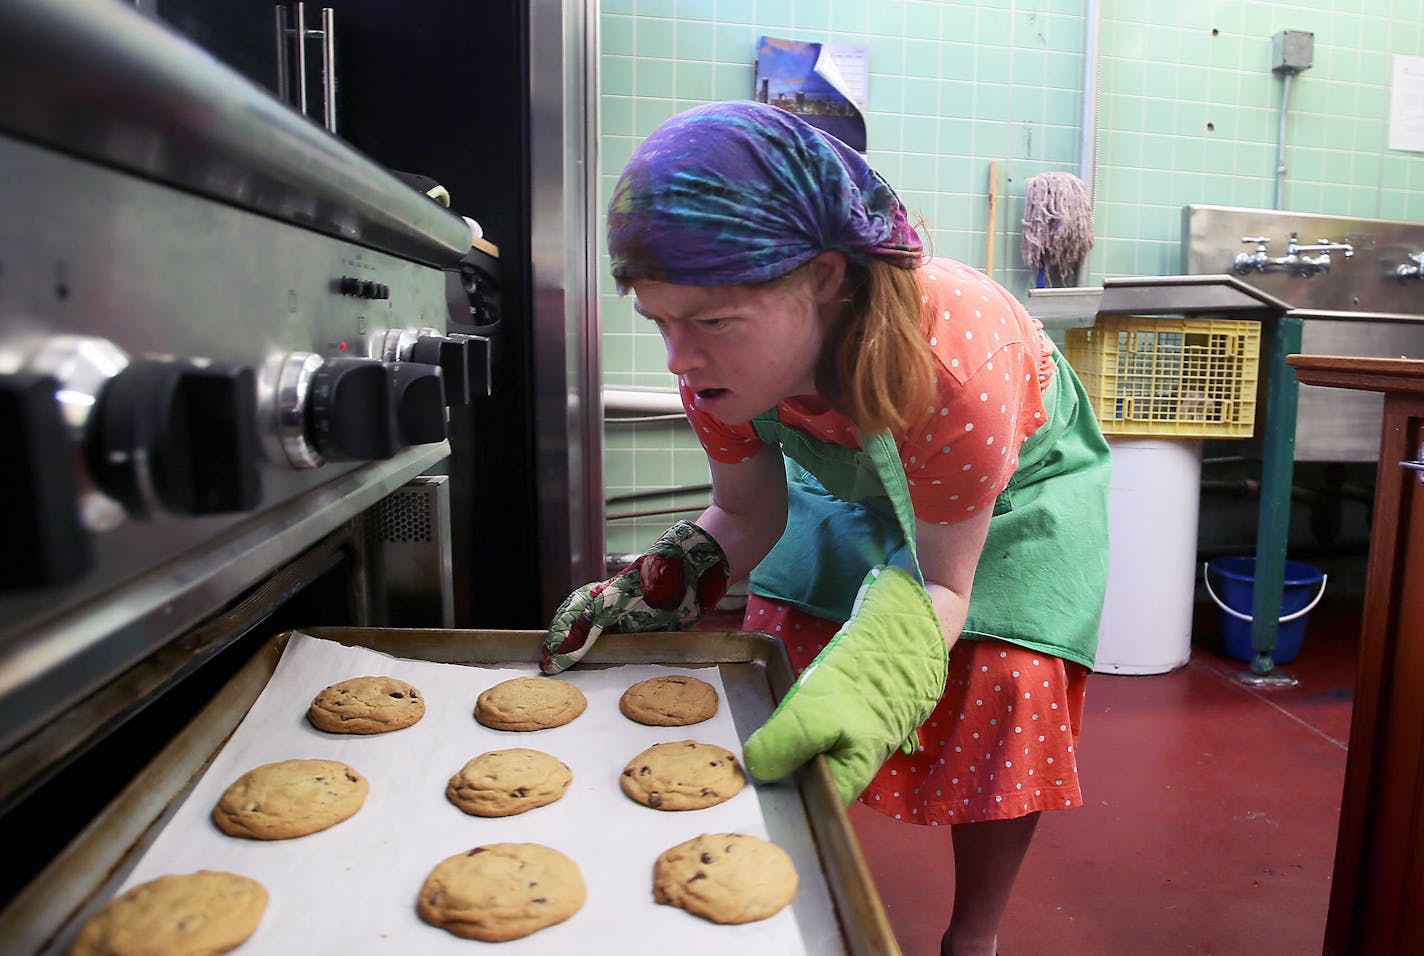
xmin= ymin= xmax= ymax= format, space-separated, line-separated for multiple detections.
xmin=0 ymin=0 xmax=471 ymax=921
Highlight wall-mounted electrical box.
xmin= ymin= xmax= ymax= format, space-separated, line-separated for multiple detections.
xmin=1272 ymin=30 xmax=1314 ymax=74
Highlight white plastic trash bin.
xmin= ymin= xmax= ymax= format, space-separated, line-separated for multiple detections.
xmin=1094 ymin=437 xmax=1202 ymax=674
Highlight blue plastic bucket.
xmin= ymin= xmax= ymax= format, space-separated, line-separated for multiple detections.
xmin=1203 ymin=557 xmax=1328 ymax=664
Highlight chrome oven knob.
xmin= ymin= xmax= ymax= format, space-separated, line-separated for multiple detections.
xmin=263 ymin=351 xmax=326 ymax=469
xmin=379 ymin=328 xmax=417 ymax=363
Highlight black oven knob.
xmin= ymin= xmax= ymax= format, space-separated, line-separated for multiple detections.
xmin=448 ymin=332 xmax=493 ymax=399
xmin=306 ymin=357 xmax=399 ymax=461
xmin=409 ymin=334 xmax=474 ymax=405
xmin=387 ymin=361 xmax=446 ymax=444
xmin=85 ymin=359 xmax=262 ymax=518
xmin=0 ymin=373 xmax=91 ymax=589
xmin=337 ymin=275 xmax=390 ymax=299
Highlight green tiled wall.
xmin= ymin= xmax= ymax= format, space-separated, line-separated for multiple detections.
xmin=1092 ymin=1 xmax=1424 ymax=279
xmin=599 ymin=0 xmax=1424 ymax=554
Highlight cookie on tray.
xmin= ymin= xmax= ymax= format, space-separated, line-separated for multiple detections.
xmin=619 ymin=740 xmax=745 ymax=811
xmin=307 ymin=675 xmax=425 ymax=734
xmin=212 ymin=758 xmax=368 ymax=840
xmin=446 ymin=749 xmax=573 ymax=817
xmin=474 ymin=676 xmax=587 ymax=731
xmin=68 ymin=870 xmax=267 ymax=956
xmin=417 ymin=843 xmax=586 ymax=942
xmin=653 ymin=833 xmax=798 ymax=924
xmin=619 ymin=675 xmax=718 ymax=726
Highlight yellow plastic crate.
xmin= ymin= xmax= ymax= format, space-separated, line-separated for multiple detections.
xmin=1063 ymin=315 xmax=1261 ymax=438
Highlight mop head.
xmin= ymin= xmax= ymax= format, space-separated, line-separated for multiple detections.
xmin=1021 ymin=172 xmax=1094 ymax=285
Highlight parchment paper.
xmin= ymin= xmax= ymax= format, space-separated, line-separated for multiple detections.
xmin=111 ymin=631 xmax=837 ymax=953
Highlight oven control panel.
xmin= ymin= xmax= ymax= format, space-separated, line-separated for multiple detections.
xmin=0 ymin=133 xmax=469 ymax=600
xmin=2 ymin=326 xmax=465 ymax=591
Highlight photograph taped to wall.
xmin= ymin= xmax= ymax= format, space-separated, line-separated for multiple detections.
xmin=754 ymin=36 xmax=868 ymax=152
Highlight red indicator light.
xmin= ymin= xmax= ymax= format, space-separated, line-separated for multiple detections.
xmin=339 ymin=341 xmax=348 ymax=351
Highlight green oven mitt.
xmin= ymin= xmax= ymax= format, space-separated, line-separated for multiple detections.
xmin=742 ymin=565 xmax=949 ymax=805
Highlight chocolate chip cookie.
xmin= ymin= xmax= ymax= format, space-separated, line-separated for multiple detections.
xmin=212 ymin=758 xmax=368 ymax=840
xmin=474 ymin=676 xmax=587 ymax=731
xmin=306 ymin=675 xmax=424 ymax=734
xmin=652 ymin=833 xmax=798 ymax=924
xmin=619 ymin=675 xmax=718 ymax=726
xmin=619 ymin=740 xmax=745 ymax=810
xmin=446 ymin=749 xmax=572 ymax=817
xmin=417 ymin=843 xmax=585 ymax=941
xmin=68 ymin=870 xmax=267 ymax=956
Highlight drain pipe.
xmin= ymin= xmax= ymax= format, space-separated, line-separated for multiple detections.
xmin=1274 ymin=71 xmax=1295 ymax=209
xmin=1271 ymin=31 xmax=1314 ymax=209
xmin=1074 ymin=0 xmax=1100 ymax=288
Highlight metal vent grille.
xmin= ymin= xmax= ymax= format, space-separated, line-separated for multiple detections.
xmin=378 ymin=491 xmax=433 ymax=543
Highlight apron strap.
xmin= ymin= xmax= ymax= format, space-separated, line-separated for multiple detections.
xmin=856 ymin=428 xmax=925 ymax=585
xmin=751 ymin=408 xmax=925 ymax=586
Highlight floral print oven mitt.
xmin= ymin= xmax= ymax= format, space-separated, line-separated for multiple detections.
xmin=540 ymin=521 xmax=730 ymax=674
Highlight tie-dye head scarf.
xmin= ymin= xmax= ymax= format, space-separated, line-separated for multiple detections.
xmin=608 ymin=101 xmax=921 ymax=289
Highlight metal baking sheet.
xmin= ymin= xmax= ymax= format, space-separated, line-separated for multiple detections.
xmin=1 ymin=628 xmax=899 ymax=955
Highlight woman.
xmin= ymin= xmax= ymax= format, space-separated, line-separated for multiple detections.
xmin=542 ymin=100 xmax=1110 ymax=956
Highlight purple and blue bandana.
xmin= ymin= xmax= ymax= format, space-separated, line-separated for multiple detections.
xmin=608 ymin=101 xmax=922 ymax=288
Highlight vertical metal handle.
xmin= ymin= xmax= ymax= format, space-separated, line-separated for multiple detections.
xmin=293 ymin=2 xmax=309 ymax=117
xmin=274 ymin=5 xmax=290 ymax=102
xmin=319 ymin=6 xmax=336 ymax=134
xmin=274 ymin=4 xmax=335 ymax=133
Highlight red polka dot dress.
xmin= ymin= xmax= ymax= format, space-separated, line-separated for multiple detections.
xmin=685 ymin=258 xmax=1092 ymax=826
xmin=747 ymin=595 xmax=1089 ymax=825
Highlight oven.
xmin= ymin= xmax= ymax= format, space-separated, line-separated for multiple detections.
xmin=0 ymin=0 xmax=478 ymax=926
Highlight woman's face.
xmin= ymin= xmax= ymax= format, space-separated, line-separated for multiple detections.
xmin=632 ymin=255 xmax=846 ymax=425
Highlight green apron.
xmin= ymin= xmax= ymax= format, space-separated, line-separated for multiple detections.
xmin=749 ymin=348 xmax=1111 ymax=670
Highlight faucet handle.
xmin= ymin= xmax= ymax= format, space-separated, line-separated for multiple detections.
xmin=1240 ymin=236 xmax=1271 ymax=246
xmin=1318 ymin=239 xmax=1354 ymax=258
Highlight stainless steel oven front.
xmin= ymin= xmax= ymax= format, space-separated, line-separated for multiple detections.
xmin=0 ymin=0 xmax=475 ymax=916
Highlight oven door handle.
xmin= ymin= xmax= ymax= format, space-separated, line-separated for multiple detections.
xmin=274 ymin=3 xmax=337 ymax=134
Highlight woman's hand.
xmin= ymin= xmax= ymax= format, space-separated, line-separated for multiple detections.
xmin=540 ymin=521 xmax=729 ymax=674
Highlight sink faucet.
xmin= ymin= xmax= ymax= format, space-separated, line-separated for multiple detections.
xmin=1285 ymin=232 xmax=1353 ymax=277
xmin=1233 ymin=236 xmax=1276 ymax=275
xmin=1397 ymin=252 xmax=1424 ymax=280
xmin=1233 ymin=233 xmax=1354 ymax=278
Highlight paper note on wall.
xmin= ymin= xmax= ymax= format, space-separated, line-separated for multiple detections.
xmin=1389 ymin=54 xmax=1424 ymax=152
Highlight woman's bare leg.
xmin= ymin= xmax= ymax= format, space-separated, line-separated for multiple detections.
xmin=940 ymin=812 xmax=1041 ymax=956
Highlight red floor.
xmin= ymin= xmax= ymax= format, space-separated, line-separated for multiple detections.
xmin=849 ymin=598 xmax=1360 ymax=956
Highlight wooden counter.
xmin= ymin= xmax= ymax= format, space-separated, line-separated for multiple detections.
xmin=1287 ymin=355 xmax=1424 ymax=955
